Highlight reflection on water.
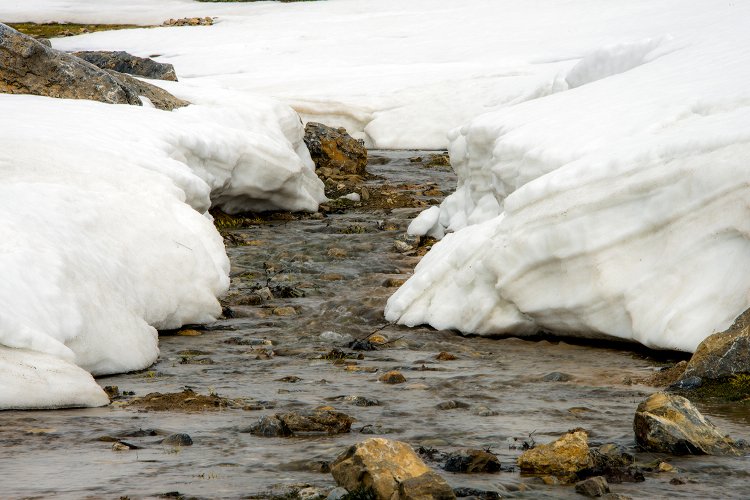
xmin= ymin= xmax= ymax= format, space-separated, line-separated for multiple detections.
xmin=1 ymin=151 xmax=748 ymax=499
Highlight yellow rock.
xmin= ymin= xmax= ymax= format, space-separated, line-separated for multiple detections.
xmin=272 ymin=307 xmax=297 ymax=316
xmin=177 ymin=329 xmax=202 ymax=336
xmin=517 ymin=430 xmax=593 ymax=483
xmin=331 ymin=438 xmax=455 ymax=500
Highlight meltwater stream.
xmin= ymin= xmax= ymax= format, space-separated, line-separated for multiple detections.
xmin=1 ymin=151 xmax=749 ymax=499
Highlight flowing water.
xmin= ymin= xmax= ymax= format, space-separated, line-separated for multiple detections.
xmin=1 ymin=151 xmax=749 ymax=499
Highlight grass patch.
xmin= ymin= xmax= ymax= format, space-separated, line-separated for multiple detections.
xmin=8 ymin=22 xmax=146 ymax=39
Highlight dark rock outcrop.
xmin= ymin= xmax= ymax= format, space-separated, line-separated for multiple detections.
xmin=0 ymin=23 xmax=187 ymax=111
xmin=0 ymin=23 xmax=140 ymax=104
xmin=304 ymin=122 xmax=368 ymax=176
xmin=73 ymin=50 xmax=177 ymax=81
xmin=681 ymin=308 xmax=750 ymax=381
xmin=633 ymin=392 xmax=743 ymax=455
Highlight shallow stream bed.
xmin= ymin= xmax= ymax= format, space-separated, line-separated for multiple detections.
xmin=1 ymin=151 xmax=749 ymax=499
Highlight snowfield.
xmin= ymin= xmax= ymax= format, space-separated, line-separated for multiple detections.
xmin=1 ymin=0 xmax=749 ymax=408
xmin=0 ymin=92 xmax=323 ymax=409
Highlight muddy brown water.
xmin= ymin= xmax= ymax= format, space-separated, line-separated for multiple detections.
xmin=1 ymin=151 xmax=749 ymax=499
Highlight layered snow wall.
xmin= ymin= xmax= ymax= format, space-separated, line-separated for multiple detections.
xmin=0 ymin=93 xmax=324 ymax=409
xmin=388 ymin=8 xmax=750 ymax=352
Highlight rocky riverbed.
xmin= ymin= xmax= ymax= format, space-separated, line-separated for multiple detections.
xmin=1 ymin=151 xmax=749 ymax=499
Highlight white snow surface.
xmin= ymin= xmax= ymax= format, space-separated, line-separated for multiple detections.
xmin=5 ymin=0 xmax=737 ymax=149
xmin=0 ymin=91 xmax=323 ymax=408
xmin=387 ymin=3 xmax=750 ymax=352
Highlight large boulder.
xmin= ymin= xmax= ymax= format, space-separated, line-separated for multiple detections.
xmin=331 ymin=438 xmax=455 ymax=500
xmin=0 ymin=23 xmax=140 ymax=105
xmin=517 ymin=430 xmax=594 ymax=483
xmin=681 ymin=308 xmax=750 ymax=381
xmin=72 ymin=50 xmax=178 ymax=81
xmin=633 ymin=392 xmax=743 ymax=455
xmin=304 ymin=122 xmax=368 ymax=176
xmin=0 ymin=23 xmax=187 ymax=111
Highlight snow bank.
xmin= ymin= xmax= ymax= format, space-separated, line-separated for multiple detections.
xmin=6 ymin=0 xmax=730 ymax=149
xmin=0 ymin=93 xmax=323 ymax=409
xmin=388 ymin=4 xmax=750 ymax=352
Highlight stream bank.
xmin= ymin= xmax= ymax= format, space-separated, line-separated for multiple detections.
xmin=1 ymin=151 xmax=748 ymax=499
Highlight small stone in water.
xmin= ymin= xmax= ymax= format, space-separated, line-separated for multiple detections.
xmin=162 ymin=433 xmax=193 ymax=446
xmin=435 ymin=351 xmax=457 ymax=361
xmin=472 ymin=406 xmax=497 ymax=417
xmin=272 ymin=306 xmax=297 ymax=316
xmin=383 ymin=278 xmax=406 ymax=288
xmin=543 ymin=372 xmax=572 ymax=382
xmin=343 ymin=395 xmax=380 ymax=407
xmin=436 ymin=400 xmax=470 ymax=410
xmin=104 ymin=386 xmax=120 ymax=399
xmin=340 ymin=193 xmax=361 ymax=202
xmin=575 ymin=476 xmax=610 ymax=497
xmin=379 ymin=370 xmax=406 ymax=384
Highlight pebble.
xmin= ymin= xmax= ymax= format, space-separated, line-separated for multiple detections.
xmin=435 ymin=351 xmax=457 ymax=361
xmin=472 ymin=405 xmax=497 ymax=417
xmin=272 ymin=307 xmax=297 ymax=316
xmin=575 ymin=476 xmax=610 ymax=497
xmin=383 ymin=278 xmax=406 ymax=287
xmin=436 ymin=400 xmax=470 ymax=410
xmin=379 ymin=370 xmax=406 ymax=384
xmin=298 ymin=486 xmax=326 ymax=500
xmin=162 ymin=433 xmax=193 ymax=446
xmin=340 ymin=193 xmax=361 ymax=202
xmin=543 ymin=372 xmax=572 ymax=382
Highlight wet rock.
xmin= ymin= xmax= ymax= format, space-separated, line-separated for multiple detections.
xmin=436 ymin=400 xmax=470 ymax=410
xmin=304 ymin=122 xmax=367 ymax=176
xmin=272 ymin=306 xmax=297 ymax=316
xmin=112 ymin=441 xmax=133 ymax=451
xmin=379 ymin=371 xmax=407 ymax=384
xmin=251 ymin=414 xmax=293 ymax=437
xmin=399 ymin=471 xmax=456 ymax=499
xmin=452 ymin=487 xmax=501 ymax=499
xmin=161 ymin=433 xmax=193 ymax=446
xmin=343 ymin=395 xmax=380 ymax=407
xmin=543 ymin=372 xmax=572 ymax=382
xmin=517 ymin=431 xmax=594 ymax=483
xmin=472 ymin=406 xmax=497 ymax=417
xmin=681 ymin=308 xmax=750 ymax=381
xmin=425 ymin=153 xmax=451 ymax=167
xmin=633 ymin=392 xmax=743 ymax=455
xmin=393 ymin=240 xmax=414 ymax=253
xmin=104 ymin=386 xmax=120 ymax=400
xmin=72 ymin=50 xmax=177 ymax=81
xmin=575 ymin=476 xmax=610 ymax=497
xmin=443 ymin=449 xmax=501 ymax=473
xmin=0 ymin=23 xmax=140 ymax=104
xmin=435 ymin=352 xmax=457 ymax=361
xmin=668 ymin=375 xmax=702 ymax=391
xmin=330 ymin=438 xmax=455 ymax=500
xmin=383 ymin=278 xmax=407 ymax=288
xmin=252 ymin=409 xmax=354 ymax=437
xmin=277 ymin=376 xmax=302 ymax=383
xmin=126 ymin=388 xmax=247 ymax=411
xmin=585 ymin=444 xmax=643 ymax=484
